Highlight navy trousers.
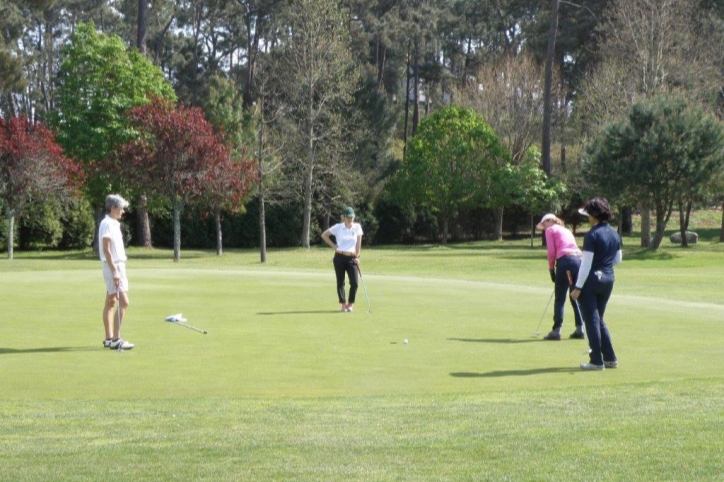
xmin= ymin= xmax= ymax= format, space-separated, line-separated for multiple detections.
xmin=579 ymin=272 xmax=617 ymax=366
xmin=553 ymin=255 xmax=584 ymax=331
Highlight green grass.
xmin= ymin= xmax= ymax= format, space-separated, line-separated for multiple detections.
xmin=2 ymin=236 xmax=724 ymax=481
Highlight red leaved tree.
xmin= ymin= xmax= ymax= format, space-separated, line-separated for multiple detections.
xmin=118 ymin=97 xmax=239 ymax=261
xmin=197 ymin=153 xmax=257 ymax=256
xmin=0 ymin=117 xmax=84 ymax=259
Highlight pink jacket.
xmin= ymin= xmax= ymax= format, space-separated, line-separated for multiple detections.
xmin=544 ymin=224 xmax=581 ymax=270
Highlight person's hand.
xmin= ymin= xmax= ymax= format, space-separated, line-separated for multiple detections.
xmin=570 ymin=288 xmax=580 ymax=301
xmin=549 ymin=269 xmax=556 ymax=283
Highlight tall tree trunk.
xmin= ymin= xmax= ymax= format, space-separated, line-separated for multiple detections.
xmin=301 ymin=133 xmax=314 ymax=249
xmin=173 ymin=200 xmax=182 ymax=262
xmin=136 ymin=0 xmax=153 ymax=248
xmin=640 ymin=205 xmax=652 ymax=248
xmin=5 ymin=208 xmax=15 ymax=260
xmin=243 ymin=10 xmax=263 ymax=109
xmin=621 ymin=207 xmax=633 ymax=234
xmin=493 ymin=207 xmax=504 ymax=241
xmin=412 ymin=40 xmax=420 ymax=136
xmin=679 ymin=201 xmax=692 ymax=248
xmin=376 ymin=41 xmax=386 ymax=91
xmin=137 ymin=0 xmax=147 ymax=54
xmin=541 ymin=0 xmax=560 ymax=175
xmin=215 ymin=210 xmax=223 ymax=256
xmin=403 ymin=46 xmax=411 ymax=158
xmin=93 ymin=205 xmax=104 ymax=254
xmin=6 ymin=93 xmax=17 ymax=118
xmin=135 ymin=194 xmax=152 ymax=248
xmin=259 ymin=181 xmax=267 ymax=263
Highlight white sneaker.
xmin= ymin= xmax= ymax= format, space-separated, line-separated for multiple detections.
xmin=580 ymin=362 xmax=604 ymax=371
xmin=345 ymin=305 xmax=354 ymax=312
xmin=103 ymin=339 xmax=112 ymax=348
xmin=110 ymin=339 xmax=134 ymax=350
xmin=604 ymin=360 xmax=618 ymax=368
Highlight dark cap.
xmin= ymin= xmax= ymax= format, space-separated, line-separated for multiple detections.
xmin=343 ymin=206 xmax=355 ymax=217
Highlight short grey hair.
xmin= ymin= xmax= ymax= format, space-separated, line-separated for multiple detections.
xmin=105 ymin=194 xmax=129 ymax=212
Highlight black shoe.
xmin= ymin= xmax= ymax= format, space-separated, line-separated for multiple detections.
xmin=543 ymin=331 xmax=561 ymax=341
xmin=569 ymin=330 xmax=585 ymax=339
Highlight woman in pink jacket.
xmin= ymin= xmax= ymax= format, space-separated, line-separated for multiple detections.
xmin=537 ymin=213 xmax=585 ymax=340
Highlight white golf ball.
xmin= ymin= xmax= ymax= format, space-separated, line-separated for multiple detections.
xmin=403 ymin=339 xmax=408 ymax=344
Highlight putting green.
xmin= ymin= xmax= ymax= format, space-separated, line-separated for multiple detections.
xmin=3 ymin=265 xmax=722 ymax=400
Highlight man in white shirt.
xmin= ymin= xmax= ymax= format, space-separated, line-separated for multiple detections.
xmin=99 ymin=194 xmax=134 ymax=350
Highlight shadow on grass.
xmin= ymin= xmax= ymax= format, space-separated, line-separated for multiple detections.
xmin=623 ymin=249 xmax=677 ymax=261
xmin=0 ymin=346 xmax=97 ymax=355
xmin=12 ymin=250 xmax=97 ymax=261
xmin=451 ymin=367 xmax=580 ymax=378
xmin=448 ymin=337 xmax=541 ymax=344
xmin=258 ymin=310 xmax=342 ymax=315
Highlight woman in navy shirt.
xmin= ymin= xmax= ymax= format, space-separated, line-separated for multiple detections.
xmin=571 ymin=197 xmax=622 ymax=371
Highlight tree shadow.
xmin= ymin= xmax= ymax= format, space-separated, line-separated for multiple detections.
xmin=0 ymin=346 xmax=97 ymax=355
xmin=448 ymin=337 xmax=541 ymax=344
xmin=451 ymin=367 xmax=580 ymax=378
xmin=257 ymin=310 xmax=343 ymax=315
xmin=12 ymin=251 xmax=97 ymax=261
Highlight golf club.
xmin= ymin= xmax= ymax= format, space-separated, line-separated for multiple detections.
xmin=165 ymin=314 xmax=207 ymax=334
xmin=532 ymin=288 xmax=555 ymax=337
xmin=116 ymin=284 xmax=124 ymax=353
xmin=172 ymin=321 xmax=208 ymax=335
xmin=355 ymin=260 xmax=372 ymax=314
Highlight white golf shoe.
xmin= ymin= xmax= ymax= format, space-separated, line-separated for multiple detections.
xmin=110 ymin=339 xmax=134 ymax=350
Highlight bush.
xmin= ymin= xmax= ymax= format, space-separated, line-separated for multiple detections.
xmin=58 ymin=198 xmax=95 ymax=249
xmin=18 ymin=202 xmax=64 ymax=250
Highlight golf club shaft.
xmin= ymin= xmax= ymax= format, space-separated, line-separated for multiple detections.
xmin=175 ymin=321 xmax=207 ymax=334
xmin=533 ymin=288 xmax=555 ymax=335
xmin=116 ymin=285 xmax=123 ymax=351
xmin=355 ymin=262 xmax=372 ymax=313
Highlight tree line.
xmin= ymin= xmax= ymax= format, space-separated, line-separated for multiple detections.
xmin=1 ymin=0 xmax=724 ymax=260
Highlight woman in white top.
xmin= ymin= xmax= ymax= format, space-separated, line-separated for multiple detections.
xmin=99 ymin=194 xmax=134 ymax=350
xmin=321 ymin=206 xmax=364 ymax=312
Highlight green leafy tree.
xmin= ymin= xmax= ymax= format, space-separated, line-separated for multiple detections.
xmin=393 ymin=104 xmax=508 ymax=243
xmin=273 ymin=0 xmax=360 ymax=248
xmin=50 ymin=21 xmax=175 ymax=247
xmin=584 ymin=96 xmax=724 ymax=249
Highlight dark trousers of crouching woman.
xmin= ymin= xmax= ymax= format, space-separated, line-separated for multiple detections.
xmin=579 ymin=272 xmax=617 ymax=366
xmin=553 ymin=255 xmax=584 ymax=331
xmin=333 ymin=253 xmax=359 ymax=304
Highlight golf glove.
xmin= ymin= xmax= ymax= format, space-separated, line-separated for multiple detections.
xmin=549 ymin=269 xmax=556 ymax=282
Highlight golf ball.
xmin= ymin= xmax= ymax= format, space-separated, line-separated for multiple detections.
xmin=403 ymin=339 xmax=408 ymax=344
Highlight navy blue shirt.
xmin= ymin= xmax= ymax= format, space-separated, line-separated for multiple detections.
xmin=582 ymin=222 xmax=621 ymax=275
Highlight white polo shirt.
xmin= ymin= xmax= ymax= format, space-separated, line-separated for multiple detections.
xmin=329 ymin=222 xmax=363 ymax=253
xmin=98 ymin=215 xmax=127 ymax=263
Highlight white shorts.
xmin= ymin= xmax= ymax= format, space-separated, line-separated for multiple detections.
xmin=102 ymin=262 xmax=128 ymax=294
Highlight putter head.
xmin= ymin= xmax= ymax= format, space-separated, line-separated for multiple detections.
xmin=532 ymin=331 xmax=541 ymax=338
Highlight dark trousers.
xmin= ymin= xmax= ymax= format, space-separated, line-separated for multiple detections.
xmin=553 ymin=255 xmax=584 ymax=330
xmin=333 ymin=254 xmax=359 ymax=304
xmin=579 ymin=273 xmax=617 ymax=366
